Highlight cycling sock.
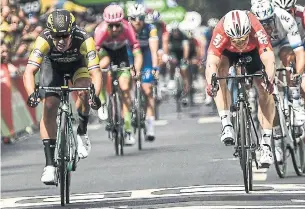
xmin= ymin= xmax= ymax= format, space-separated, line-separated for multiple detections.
xmin=124 ymin=111 xmax=132 ymax=132
xmin=262 ymin=129 xmax=272 ymax=146
xmin=99 ymin=88 xmax=106 ymax=104
xmin=146 ymin=116 xmax=155 ymax=135
xmin=77 ymin=111 xmax=89 ymax=135
xmin=43 ymin=139 xmax=56 ymax=166
xmin=219 ymin=110 xmax=232 ymax=128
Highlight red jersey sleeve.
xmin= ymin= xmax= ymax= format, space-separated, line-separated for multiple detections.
xmin=161 ymin=22 xmax=169 ymax=36
xmin=207 ymin=18 xmax=229 ymax=58
xmin=126 ymin=21 xmax=141 ymax=52
xmin=248 ymin=12 xmax=273 ymax=55
xmin=94 ymin=22 xmax=108 ymax=51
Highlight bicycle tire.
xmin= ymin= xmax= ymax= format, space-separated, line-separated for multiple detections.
xmin=59 ymin=111 xmax=67 ymax=206
xmin=175 ymin=74 xmax=183 ymax=114
xmin=289 ymin=106 xmax=305 ymax=175
xmin=136 ymin=84 xmax=142 ymax=150
xmin=245 ymin=107 xmax=253 ymax=192
xmin=271 ymin=98 xmax=288 ymax=178
xmin=154 ymin=84 xmax=160 ymax=121
xmin=110 ymin=96 xmax=119 ymax=156
xmin=239 ymin=102 xmax=249 ymax=193
xmin=115 ymin=92 xmax=124 ymax=156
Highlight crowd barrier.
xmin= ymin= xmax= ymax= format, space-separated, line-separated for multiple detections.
xmin=1 ymin=60 xmax=42 ymax=143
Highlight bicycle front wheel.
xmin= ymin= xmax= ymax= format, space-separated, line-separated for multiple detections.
xmin=271 ymin=97 xmax=288 ymax=178
xmin=239 ymin=102 xmax=250 ymax=193
xmin=136 ymin=85 xmax=143 ymax=150
xmin=59 ymin=111 xmax=68 ymax=206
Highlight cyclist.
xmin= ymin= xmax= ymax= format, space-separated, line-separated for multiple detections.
xmin=23 ymin=9 xmax=102 ymax=184
xmin=168 ymin=21 xmax=191 ymax=102
xmin=251 ymin=0 xmax=305 ymax=161
xmin=127 ymin=4 xmax=159 ymax=141
xmin=145 ymin=9 xmax=169 ymax=82
xmin=206 ymin=10 xmax=276 ymax=168
xmin=271 ymin=0 xmax=305 ymax=110
xmin=94 ymin=4 xmax=143 ymax=145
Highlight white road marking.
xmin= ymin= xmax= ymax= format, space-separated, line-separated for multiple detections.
xmin=2 ymin=184 xmax=305 ymax=208
xmin=162 ymin=206 xmax=305 ymax=209
xmin=210 ymin=158 xmax=238 ymax=162
xmin=197 ymin=117 xmax=220 ymax=124
xmin=155 ymin=120 xmax=168 ymax=126
xmin=291 ymin=199 xmax=305 ymax=203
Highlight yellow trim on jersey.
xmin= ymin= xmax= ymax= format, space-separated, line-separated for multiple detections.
xmin=80 ymin=37 xmax=100 ymax=71
xmin=72 ymin=67 xmax=90 ymax=83
xmin=149 ymin=28 xmax=158 ymax=38
xmin=132 ymin=49 xmax=142 ymax=56
xmin=28 ymin=36 xmax=50 ymax=67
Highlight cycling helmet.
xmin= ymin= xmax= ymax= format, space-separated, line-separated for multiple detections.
xmin=223 ymin=10 xmax=251 ymax=38
xmin=273 ymin=0 xmax=297 ymax=10
xmin=251 ymin=1 xmax=275 ymax=21
xmin=207 ymin=18 xmax=219 ymax=28
xmin=47 ymin=9 xmax=76 ymax=36
xmin=103 ymin=4 xmax=124 ymax=23
xmin=145 ymin=9 xmax=160 ymax=23
xmin=127 ymin=3 xmax=146 ymax=18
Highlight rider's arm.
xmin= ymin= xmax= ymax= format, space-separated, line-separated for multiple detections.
xmin=94 ymin=22 xmax=108 ymax=51
xmin=182 ymin=38 xmax=190 ymax=60
xmin=161 ymin=22 xmax=169 ymax=54
xmin=205 ymin=21 xmax=228 ymax=85
xmin=276 ymin=8 xmax=305 ymax=75
xmin=149 ymin=25 xmax=159 ymax=68
xmin=23 ymin=35 xmax=50 ymax=96
xmin=250 ymin=12 xmax=276 ymax=82
xmin=80 ymin=37 xmax=102 ymax=96
xmin=127 ymin=22 xmax=143 ymax=75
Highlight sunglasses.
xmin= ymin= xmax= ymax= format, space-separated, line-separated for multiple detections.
xmin=108 ymin=23 xmax=121 ymax=29
xmin=231 ymin=35 xmax=249 ymax=45
xmin=130 ymin=15 xmax=145 ymax=22
xmin=261 ymin=17 xmax=274 ymax=27
xmin=53 ymin=34 xmax=70 ymax=39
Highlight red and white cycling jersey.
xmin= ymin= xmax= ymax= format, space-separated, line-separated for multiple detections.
xmin=94 ymin=19 xmax=140 ymax=52
xmin=295 ymin=5 xmax=305 ymax=40
xmin=208 ymin=12 xmax=272 ymax=57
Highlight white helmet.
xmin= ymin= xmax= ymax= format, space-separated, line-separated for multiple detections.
xmin=251 ymin=1 xmax=274 ymax=21
xmin=127 ymin=3 xmax=146 ymax=18
xmin=272 ymin=0 xmax=296 ymax=10
xmin=207 ymin=18 xmax=219 ymax=28
xmin=251 ymin=0 xmax=270 ymax=6
xmin=223 ymin=10 xmax=251 ymax=38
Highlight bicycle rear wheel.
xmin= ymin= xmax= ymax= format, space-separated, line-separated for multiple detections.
xmin=175 ymin=73 xmax=183 ymax=115
xmin=271 ymin=98 xmax=288 ymax=178
xmin=59 ymin=111 xmax=67 ymax=206
xmin=239 ymin=102 xmax=250 ymax=193
xmin=115 ymin=92 xmax=124 ymax=156
xmin=153 ymin=83 xmax=160 ymax=120
xmin=136 ymin=85 xmax=142 ymax=150
xmin=109 ymin=96 xmax=119 ymax=156
xmin=290 ymin=106 xmax=305 ymax=175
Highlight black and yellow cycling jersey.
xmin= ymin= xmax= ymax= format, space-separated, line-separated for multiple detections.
xmin=28 ymin=25 xmax=99 ymax=71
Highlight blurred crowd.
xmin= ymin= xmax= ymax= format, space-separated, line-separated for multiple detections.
xmin=0 ymin=0 xmax=101 ymax=73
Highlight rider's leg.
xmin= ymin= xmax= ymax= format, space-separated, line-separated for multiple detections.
xmin=118 ymin=72 xmax=135 ymax=145
xmin=279 ymin=46 xmax=305 ymax=125
xmin=73 ymin=67 xmax=92 ymax=159
xmin=97 ymin=55 xmax=111 ymax=120
xmin=39 ymin=58 xmax=61 ymax=184
xmin=212 ymin=55 xmax=234 ymax=145
xmin=142 ymin=68 xmax=155 ymax=141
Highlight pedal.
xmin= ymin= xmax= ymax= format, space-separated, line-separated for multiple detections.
xmin=105 ymin=123 xmax=112 ymax=131
xmin=233 ymin=151 xmax=239 ymax=158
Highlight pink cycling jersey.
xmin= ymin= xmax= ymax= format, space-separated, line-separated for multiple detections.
xmin=94 ymin=19 xmax=140 ymax=52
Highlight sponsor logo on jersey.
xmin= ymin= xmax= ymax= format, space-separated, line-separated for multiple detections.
xmin=281 ymin=14 xmax=290 ymax=23
xmin=87 ymin=51 xmax=96 ymax=61
xmin=213 ymin=34 xmax=223 ymax=48
xmin=256 ymin=29 xmax=269 ymax=45
xmin=33 ymin=49 xmax=43 ymax=58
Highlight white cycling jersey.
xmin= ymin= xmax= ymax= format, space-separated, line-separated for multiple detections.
xmin=268 ymin=7 xmax=303 ymax=50
xmin=295 ymin=5 xmax=305 ymax=41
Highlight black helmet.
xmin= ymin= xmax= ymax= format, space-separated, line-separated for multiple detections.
xmin=47 ymin=9 xmax=76 ymax=36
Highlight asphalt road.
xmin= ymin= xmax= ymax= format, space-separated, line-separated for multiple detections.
xmin=1 ymin=94 xmax=305 ymax=209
